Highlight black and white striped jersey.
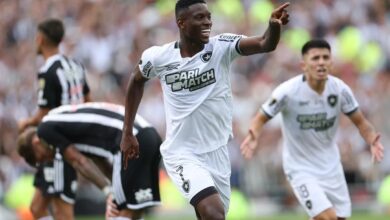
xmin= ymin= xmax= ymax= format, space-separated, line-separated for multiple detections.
xmin=37 ymin=54 xmax=90 ymax=108
xmin=37 ymin=102 xmax=153 ymax=159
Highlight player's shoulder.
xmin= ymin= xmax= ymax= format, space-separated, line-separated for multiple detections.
xmin=142 ymin=41 xmax=176 ymax=59
xmin=281 ymin=75 xmax=304 ymax=89
xmin=39 ymin=54 xmax=63 ymax=74
xmin=327 ymin=75 xmax=350 ymax=90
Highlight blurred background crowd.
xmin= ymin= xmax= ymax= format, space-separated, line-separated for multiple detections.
xmin=1 ymin=0 xmax=390 ymax=219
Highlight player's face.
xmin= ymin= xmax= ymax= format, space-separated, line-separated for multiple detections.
xmin=301 ymin=48 xmax=332 ymax=82
xmin=178 ymin=3 xmax=212 ymax=44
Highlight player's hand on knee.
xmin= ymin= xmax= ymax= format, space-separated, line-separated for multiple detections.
xmin=105 ymin=193 xmax=119 ymax=219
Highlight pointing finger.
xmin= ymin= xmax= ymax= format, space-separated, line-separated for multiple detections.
xmin=274 ymin=2 xmax=290 ymax=12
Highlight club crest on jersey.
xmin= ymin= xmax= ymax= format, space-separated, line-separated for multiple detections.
xmin=165 ymin=68 xmax=216 ymax=92
xmin=327 ymin=94 xmax=337 ymax=107
xmin=200 ymin=51 xmax=212 ymax=62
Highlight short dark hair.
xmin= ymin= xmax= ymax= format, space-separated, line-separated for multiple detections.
xmin=37 ymin=18 xmax=65 ymax=46
xmin=175 ymin=0 xmax=206 ymax=19
xmin=17 ymin=127 xmax=38 ymax=167
xmin=301 ymin=39 xmax=331 ymax=55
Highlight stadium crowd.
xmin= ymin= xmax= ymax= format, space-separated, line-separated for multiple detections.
xmin=1 ymin=0 xmax=390 ymax=217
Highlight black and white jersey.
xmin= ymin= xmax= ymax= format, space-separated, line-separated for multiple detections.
xmin=37 ymin=102 xmax=152 ymax=160
xmin=37 ymin=54 xmax=90 ymax=108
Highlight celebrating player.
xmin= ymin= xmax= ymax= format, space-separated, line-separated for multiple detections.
xmin=241 ymin=39 xmax=384 ymax=220
xmin=120 ymin=0 xmax=289 ymax=219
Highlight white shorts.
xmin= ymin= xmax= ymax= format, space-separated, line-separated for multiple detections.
xmin=162 ymin=145 xmax=231 ymax=213
xmin=287 ymin=169 xmax=351 ymax=218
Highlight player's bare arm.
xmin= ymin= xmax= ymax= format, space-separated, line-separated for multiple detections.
xmin=239 ymin=2 xmax=290 ymax=55
xmin=64 ymin=145 xmax=111 ymax=189
xmin=121 ymin=66 xmax=149 ymax=167
xmin=18 ymin=107 xmax=50 ymax=133
xmin=240 ymin=110 xmax=271 ymax=159
xmin=348 ymin=110 xmax=384 ymax=163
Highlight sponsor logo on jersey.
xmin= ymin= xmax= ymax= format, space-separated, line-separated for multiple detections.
xmin=218 ymin=34 xmax=240 ymax=42
xmin=165 ymin=68 xmax=216 ymax=92
xmin=163 ymin=62 xmax=181 ymax=71
xmin=200 ymin=51 xmax=212 ymax=62
xmin=135 ymin=188 xmax=153 ymax=203
xmin=327 ymin=94 xmax=338 ymax=107
xmin=298 ymin=100 xmax=309 ymax=106
xmin=142 ymin=61 xmax=153 ymax=77
xmin=297 ymin=113 xmax=336 ymax=131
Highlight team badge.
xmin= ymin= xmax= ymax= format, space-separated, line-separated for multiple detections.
xmin=327 ymin=94 xmax=338 ymax=107
xmin=305 ymin=200 xmax=312 ymax=210
xmin=200 ymin=51 xmax=212 ymax=62
xmin=182 ymin=180 xmax=190 ymax=193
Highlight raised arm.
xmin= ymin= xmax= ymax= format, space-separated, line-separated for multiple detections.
xmin=239 ymin=2 xmax=290 ymax=56
xmin=240 ymin=110 xmax=272 ymax=159
xmin=348 ymin=110 xmax=384 ymax=163
xmin=120 ymin=66 xmax=149 ymax=168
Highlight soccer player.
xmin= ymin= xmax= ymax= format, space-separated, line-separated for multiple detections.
xmin=17 ymin=18 xmax=91 ymax=220
xmin=120 ymin=0 xmax=289 ymax=219
xmin=18 ymin=102 xmax=162 ymax=220
xmin=240 ymin=39 xmax=385 ymax=220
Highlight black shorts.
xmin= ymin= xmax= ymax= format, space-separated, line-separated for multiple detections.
xmin=33 ymin=159 xmax=78 ymax=204
xmin=112 ymin=127 xmax=162 ymax=210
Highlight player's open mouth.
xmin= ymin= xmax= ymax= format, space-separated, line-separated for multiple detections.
xmin=201 ymin=29 xmax=210 ymax=38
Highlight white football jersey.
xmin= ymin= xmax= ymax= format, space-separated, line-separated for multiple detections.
xmin=139 ymin=34 xmax=243 ymax=155
xmin=262 ymin=75 xmax=359 ymax=177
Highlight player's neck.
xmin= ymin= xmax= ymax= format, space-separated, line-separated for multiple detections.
xmin=307 ymin=78 xmax=326 ymax=94
xmin=42 ymin=47 xmax=60 ymax=61
xmin=178 ymin=40 xmax=204 ymax=58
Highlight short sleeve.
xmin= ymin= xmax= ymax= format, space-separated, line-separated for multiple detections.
xmin=340 ymin=81 xmax=359 ymax=115
xmin=139 ymin=46 xmax=158 ymax=79
xmin=261 ymin=84 xmax=289 ymax=118
xmin=216 ymin=33 xmax=245 ymax=62
xmin=37 ymin=121 xmax=72 ymax=153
